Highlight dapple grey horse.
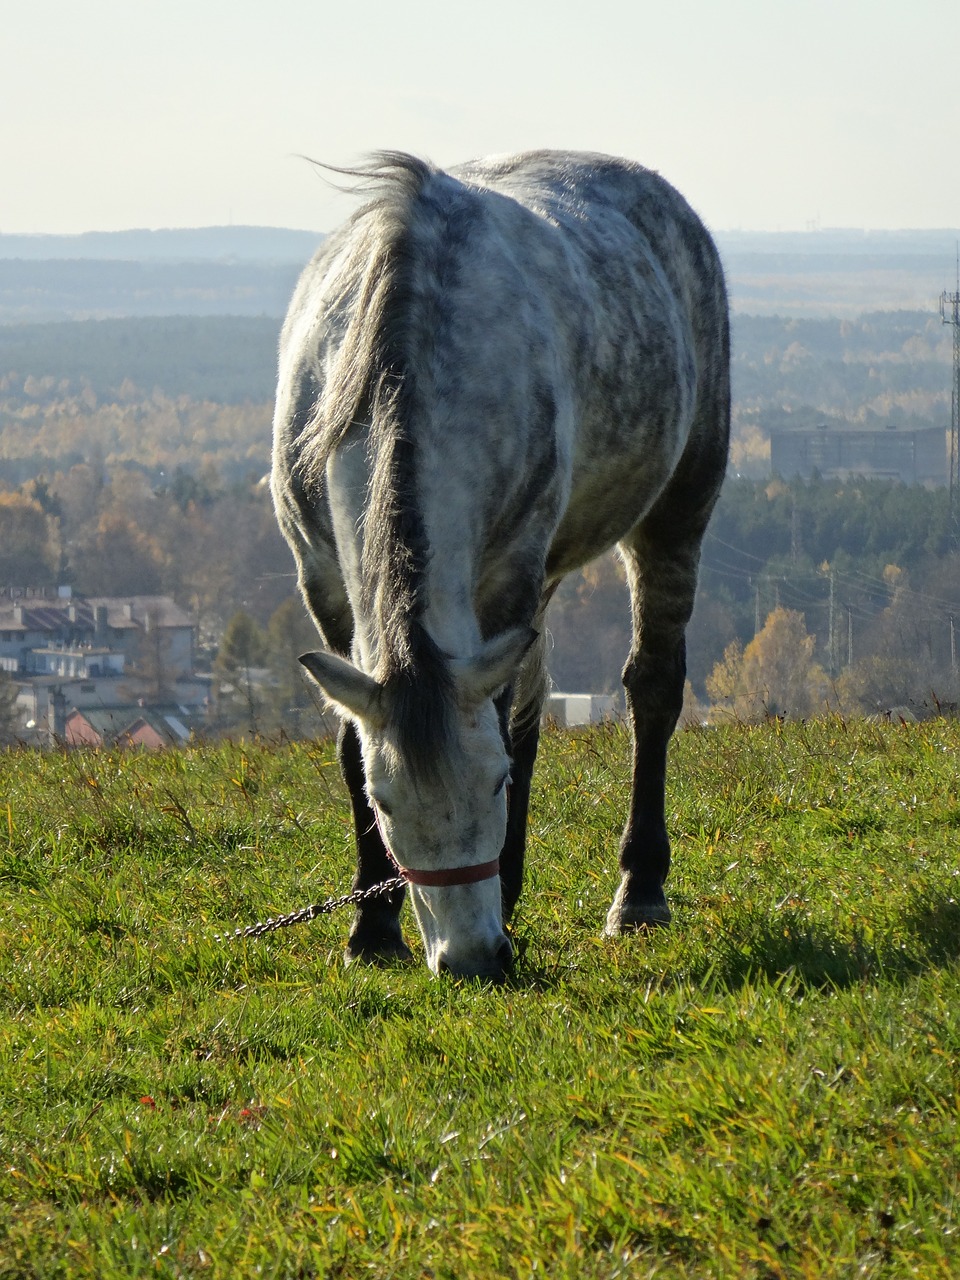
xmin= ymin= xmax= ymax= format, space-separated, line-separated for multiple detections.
xmin=271 ymin=150 xmax=729 ymax=978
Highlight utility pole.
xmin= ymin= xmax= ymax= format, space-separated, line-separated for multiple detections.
xmin=941 ymin=250 xmax=960 ymax=543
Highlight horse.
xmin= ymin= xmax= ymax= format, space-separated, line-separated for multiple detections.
xmin=271 ymin=150 xmax=729 ymax=978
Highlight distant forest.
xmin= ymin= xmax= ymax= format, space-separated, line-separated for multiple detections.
xmin=0 ymin=226 xmax=319 ymax=322
xmin=2 ymin=224 xmax=956 ymax=320
xmin=0 ymin=260 xmax=304 ymax=323
xmin=0 ymin=309 xmax=951 ymax=485
xmin=0 ymin=317 xmax=279 ymax=407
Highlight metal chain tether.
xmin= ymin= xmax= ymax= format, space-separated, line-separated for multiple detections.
xmin=216 ymin=875 xmax=407 ymax=942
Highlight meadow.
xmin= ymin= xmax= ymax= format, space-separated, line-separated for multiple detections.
xmin=0 ymin=719 xmax=957 ymax=1278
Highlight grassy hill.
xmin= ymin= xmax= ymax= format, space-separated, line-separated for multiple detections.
xmin=1 ymin=719 xmax=957 ymax=1277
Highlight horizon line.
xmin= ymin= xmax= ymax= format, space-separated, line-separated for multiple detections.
xmin=2 ymin=223 xmax=960 ymax=239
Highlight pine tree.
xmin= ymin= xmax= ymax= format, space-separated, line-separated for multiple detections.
xmin=214 ymin=611 xmax=268 ymax=734
xmin=0 ymin=671 xmax=20 ymax=745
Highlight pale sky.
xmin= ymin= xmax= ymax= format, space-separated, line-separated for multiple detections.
xmin=3 ymin=0 xmax=958 ymax=236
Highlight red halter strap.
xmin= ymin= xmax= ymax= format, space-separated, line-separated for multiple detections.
xmin=373 ymin=810 xmax=501 ymax=887
xmin=397 ymin=857 xmax=501 ymax=887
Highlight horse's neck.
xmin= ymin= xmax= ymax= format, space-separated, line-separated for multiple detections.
xmin=328 ymin=432 xmax=483 ymax=667
xmin=421 ymin=578 xmax=481 ymax=660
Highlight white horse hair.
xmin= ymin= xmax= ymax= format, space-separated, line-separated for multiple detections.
xmin=271 ymin=150 xmax=729 ymax=978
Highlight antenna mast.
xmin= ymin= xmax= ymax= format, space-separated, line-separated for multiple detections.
xmin=942 ymin=248 xmax=960 ymax=539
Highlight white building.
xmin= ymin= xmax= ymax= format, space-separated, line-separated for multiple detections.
xmin=544 ymin=692 xmax=620 ymax=727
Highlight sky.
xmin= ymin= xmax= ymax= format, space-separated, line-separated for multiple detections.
xmin=3 ymin=0 xmax=959 ymax=237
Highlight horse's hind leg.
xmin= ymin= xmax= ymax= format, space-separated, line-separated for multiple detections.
xmin=604 ymin=522 xmax=703 ymax=935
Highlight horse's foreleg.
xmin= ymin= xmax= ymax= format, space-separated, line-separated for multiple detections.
xmin=496 ymin=630 xmax=548 ymax=922
xmin=337 ymin=720 xmax=412 ymax=964
xmin=294 ymin=571 xmax=411 ymax=963
xmin=605 ymin=531 xmax=699 ymax=935
xmin=499 ymin=716 xmax=540 ymax=922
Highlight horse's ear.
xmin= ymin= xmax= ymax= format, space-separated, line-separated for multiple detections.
xmin=299 ymin=651 xmax=386 ymax=727
xmin=453 ymin=627 xmax=538 ymax=708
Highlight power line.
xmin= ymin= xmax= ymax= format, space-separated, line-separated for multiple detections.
xmin=701 ymin=541 xmax=960 ymax=617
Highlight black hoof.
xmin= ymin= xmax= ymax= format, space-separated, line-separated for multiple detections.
xmin=344 ymin=915 xmax=413 ymax=966
xmin=344 ymin=940 xmax=414 ymax=967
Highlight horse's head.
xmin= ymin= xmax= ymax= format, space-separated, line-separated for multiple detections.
xmin=300 ymin=627 xmax=535 ymax=978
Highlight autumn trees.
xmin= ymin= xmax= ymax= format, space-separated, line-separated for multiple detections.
xmin=4 ymin=450 xmax=960 ymax=728
xmin=0 ymin=492 xmax=60 ymax=585
xmin=706 ymin=608 xmax=829 ymax=720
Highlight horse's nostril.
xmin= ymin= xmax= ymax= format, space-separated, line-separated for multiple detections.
xmin=435 ymin=938 xmax=513 ymax=979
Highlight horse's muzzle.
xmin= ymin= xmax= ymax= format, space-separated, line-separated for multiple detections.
xmin=436 ymin=935 xmax=514 ymax=981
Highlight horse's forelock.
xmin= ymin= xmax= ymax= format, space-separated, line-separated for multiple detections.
xmin=380 ymin=624 xmax=460 ymax=790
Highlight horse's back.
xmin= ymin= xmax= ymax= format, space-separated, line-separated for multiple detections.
xmin=450 ymin=151 xmax=729 ymax=572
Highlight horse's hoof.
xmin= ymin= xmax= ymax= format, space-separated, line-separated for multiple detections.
xmin=604 ymin=888 xmax=671 ymax=936
xmin=344 ymin=939 xmax=414 ymax=967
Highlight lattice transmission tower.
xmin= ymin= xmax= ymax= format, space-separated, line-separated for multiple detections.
xmin=942 ymin=251 xmax=960 ymax=539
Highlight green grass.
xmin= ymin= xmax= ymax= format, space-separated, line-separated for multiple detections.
xmin=0 ymin=720 xmax=958 ymax=1278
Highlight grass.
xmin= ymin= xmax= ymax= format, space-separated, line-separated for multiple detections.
xmin=0 ymin=719 xmax=958 ymax=1278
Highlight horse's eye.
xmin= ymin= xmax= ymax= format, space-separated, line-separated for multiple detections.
xmin=373 ymin=795 xmax=392 ymax=817
xmin=494 ymin=773 xmax=511 ymax=797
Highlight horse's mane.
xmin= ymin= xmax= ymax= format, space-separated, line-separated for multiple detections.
xmin=298 ymin=152 xmax=436 ymax=476
xmin=299 ymin=154 xmax=461 ymax=785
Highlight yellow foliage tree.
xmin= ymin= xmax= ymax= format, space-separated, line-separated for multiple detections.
xmin=0 ymin=491 xmax=60 ymax=584
xmin=74 ymin=511 xmax=167 ymax=597
xmin=706 ymin=607 xmax=830 ymax=721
